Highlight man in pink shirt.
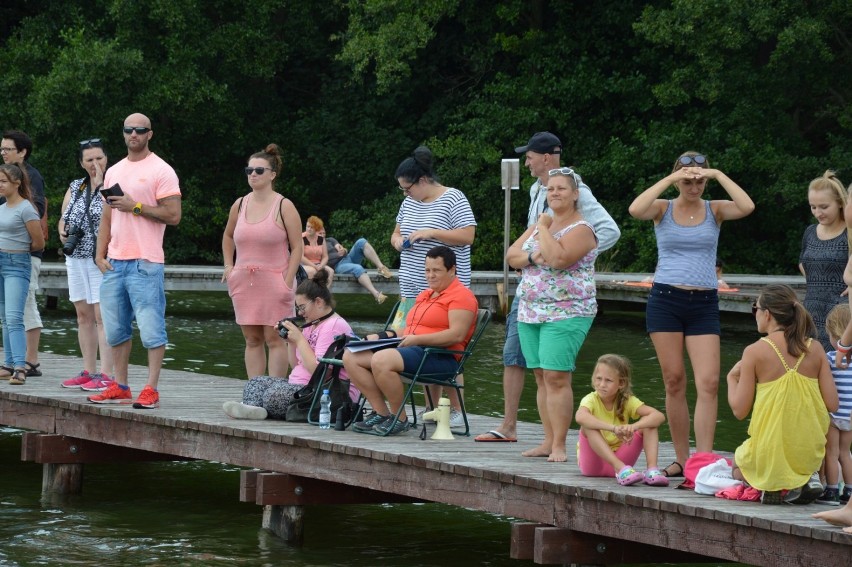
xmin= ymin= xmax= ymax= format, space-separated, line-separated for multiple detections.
xmin=89 ymin=113 xmax=181 ymax=409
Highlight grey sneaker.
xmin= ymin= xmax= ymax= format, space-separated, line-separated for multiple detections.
xmin=375 ymin=417 xmax=410 ymax=436
xmin=353 ymin=412 xmax=390 ymax=433
xmin=816 ymin=487 xmax=840 ymax=506
xmin=449 ymin=408 xmax=465 ymax=429
xmin=789 ymin=473 xmax=824 ymax=505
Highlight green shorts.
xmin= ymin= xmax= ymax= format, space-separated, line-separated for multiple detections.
xmin=518 ymin=317 xmax=594 ymax=372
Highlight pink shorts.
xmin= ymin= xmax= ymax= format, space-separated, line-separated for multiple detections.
xmin=577 ymin=429 xmax=644 ymax=477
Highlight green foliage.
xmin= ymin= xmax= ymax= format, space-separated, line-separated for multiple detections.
xmin=0 ymin=0 xmax=849 ymax=276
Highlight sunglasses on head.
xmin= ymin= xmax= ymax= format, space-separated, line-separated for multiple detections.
xmin=123 ymin=127 xmax=150 ymax=135
xmin=548 ymin=167 xmax=576 ymax=177
xmin=79 ymin=138 xmax=102 ymax=149
xmin=678 ymin=154 xmax=707 ymax=167
xmin=245 ymin=166 xmax=272 ymax=176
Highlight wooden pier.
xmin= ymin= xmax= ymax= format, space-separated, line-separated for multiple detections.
xmin=37 ymin=262 xmax=804 ymax=314
xmin=0 ymin=352 xmax=848 ymax=566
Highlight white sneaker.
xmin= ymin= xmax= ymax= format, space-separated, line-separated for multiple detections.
xmin=223 ymin=401 xmax=268 ymax=420
xmin=449 ymin=408 xmax=465 ymax=429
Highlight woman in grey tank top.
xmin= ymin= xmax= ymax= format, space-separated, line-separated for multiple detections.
xmin=628 ymin=152 xmax=755 ymax=478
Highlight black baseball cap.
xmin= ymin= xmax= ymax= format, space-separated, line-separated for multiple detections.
xmin=515 ymin=132 xmax=562 ymax=154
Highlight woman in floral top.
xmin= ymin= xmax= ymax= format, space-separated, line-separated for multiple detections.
xmin=507 ymin=168 xmax=598 ymax=463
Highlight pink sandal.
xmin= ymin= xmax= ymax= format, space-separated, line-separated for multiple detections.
xmin=643 ymin=468 xmax=670 ymax=487
xmin=616 ymin=466 xmax=643 ymax=486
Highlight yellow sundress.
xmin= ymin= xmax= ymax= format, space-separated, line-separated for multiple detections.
xmin=734 ymin=338 xmax=829 ymax=492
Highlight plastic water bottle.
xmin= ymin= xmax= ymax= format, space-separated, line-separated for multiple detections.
xmin=319 ymin=389 xmax=332 ymax=429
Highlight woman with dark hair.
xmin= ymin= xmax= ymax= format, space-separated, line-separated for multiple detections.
xmin=628 ymin=151 xmax=754 ymax=478
xmin=727 ymin=284 xmax=838 ymax=504
xmin=222 ymin=269 xmax=356 ymax=420
xmin=222 ymin=143 xmax=303 ymax=378
xmin=799 ymin=170 xmax=848 ymax=350
xmin=0 ymin=163 xmax=44 ymax=384
xmin=58 ymin=139 xmax=114 ymax=391
xmin=391 ymin=146 xmax=476 ymax=423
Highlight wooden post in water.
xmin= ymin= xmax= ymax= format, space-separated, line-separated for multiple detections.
xmin=42 ymin=463 xmax=83 ymax=495
xmin=262 ymin=505 xmax=304 ymax=546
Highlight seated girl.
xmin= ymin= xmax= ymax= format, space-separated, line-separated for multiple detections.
xmin=223 ymin=270 xmax=357 ymax=419
xmin=575 ymin=354 xmax=669 ymax=486
xmin=727 ymin=284 xmax=839 ymax=504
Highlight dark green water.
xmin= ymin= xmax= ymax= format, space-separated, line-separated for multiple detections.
xmin=1 ymin=292 xmax=756 ymax=566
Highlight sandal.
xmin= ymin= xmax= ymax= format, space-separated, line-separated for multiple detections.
xmin=662 ymin=461 xmax=684 ymax=478
xmin=616 ymin=466 xmax=643 ymax=486
xmin=377 ymin=266 xmax=393 ymax=279
xmin=9 ymin=368 xmax=26 ymax=385
xmin=24 ymin=361 xmax=42 ymax=376
xmin=0 ymin=365 xmax=13 ymax=378
xmin=643 ymin=468 xmax=670 ymax=487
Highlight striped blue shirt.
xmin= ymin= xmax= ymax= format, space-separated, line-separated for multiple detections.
xmin=827 ymin=351 xmax=852 ymax=422
xmin=654 ymin=200 xmax=719 ymax=289
xmin=395 ymin=187 xmax=476 ymax=298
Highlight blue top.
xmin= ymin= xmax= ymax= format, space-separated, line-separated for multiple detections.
xmin=654 ymin=200 xmax=719 ymax=289
xmin=827 ymin=351 xmax=852 ymax=422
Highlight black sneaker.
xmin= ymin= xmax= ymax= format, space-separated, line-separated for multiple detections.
xmin=375 ymin=417 xmax=410 ymax=436
xmin=816 ymin=487 xmax=840 ymax=506
xmin=841 ymin=487 xmax=851 ymax=504
xmin=352 ymin=412 xmax=390 ymax=433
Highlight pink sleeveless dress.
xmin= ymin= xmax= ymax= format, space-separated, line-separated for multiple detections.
xmin=228 ymin=193 xmax=296 ymax=325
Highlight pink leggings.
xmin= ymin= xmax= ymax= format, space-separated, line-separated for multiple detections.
xmin=577 ymin=430 xmax=644 ymax=477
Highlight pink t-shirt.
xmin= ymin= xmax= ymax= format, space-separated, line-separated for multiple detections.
xmin=104 ymin=152 xmax=181 ymax=263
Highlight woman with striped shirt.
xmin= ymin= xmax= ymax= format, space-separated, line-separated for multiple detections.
xmin=628 ymin=151 xmax=754 ymax=478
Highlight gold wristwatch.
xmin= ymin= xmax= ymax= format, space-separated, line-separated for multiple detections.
xmin=132 ymin=202 xmax=143 ymax=216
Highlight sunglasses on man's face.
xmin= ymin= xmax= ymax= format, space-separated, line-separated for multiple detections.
xmin=678 ymin=154 xmax=707 ymax=167
xmin=123 ymin=127 xmax=150 ymax=135
xmin=245 ymin=167 xmax=272 ymax=176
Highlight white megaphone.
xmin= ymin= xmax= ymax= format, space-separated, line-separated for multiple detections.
xmin=421 ymin=397 xmax=454 ymax=440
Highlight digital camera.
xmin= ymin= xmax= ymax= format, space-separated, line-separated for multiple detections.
xmin=62 ymin=224 xmax=86 ymax=256
xmin=276 ymin=316 xmax=305 ymax=339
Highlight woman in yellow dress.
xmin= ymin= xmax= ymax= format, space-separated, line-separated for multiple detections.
xmin=727 ymin=284 xmax=838 ymax=504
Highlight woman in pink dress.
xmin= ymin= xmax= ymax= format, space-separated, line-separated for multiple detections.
xmin=222 ymin=143 xmax=303 ymax=377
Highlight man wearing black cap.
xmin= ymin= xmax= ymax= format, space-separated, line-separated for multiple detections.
xmin=475 ymin=131 xmax=620 ymax=442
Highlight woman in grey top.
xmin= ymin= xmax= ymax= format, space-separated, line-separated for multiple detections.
xmin=0 ymin=163 xmax=45 ymax=385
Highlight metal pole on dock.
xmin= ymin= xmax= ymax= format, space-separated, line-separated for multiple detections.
xmin=501 ymin=159 xmax=520 ymax=316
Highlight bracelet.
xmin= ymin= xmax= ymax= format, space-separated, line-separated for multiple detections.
xmin=838 ymin=340 xmax=852 ymax=354
xmin=527 ymin=252 xmax=534 ymax=266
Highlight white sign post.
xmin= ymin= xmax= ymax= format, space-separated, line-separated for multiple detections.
xmin=500 ymin=159 xmax=520 ymax=315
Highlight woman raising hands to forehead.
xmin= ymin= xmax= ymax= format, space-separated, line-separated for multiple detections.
xmin=628 ymin=152 xmax=755 ymax=478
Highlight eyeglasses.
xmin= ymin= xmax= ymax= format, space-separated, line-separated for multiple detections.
xmin=123 ymin=127 xmax=150 ymax=135
xmin=245 ymin=167 xmax=272 ymax=176
xmin=79 ymin=138 xmax=103 ymax=149
xmin=295 ymin=301 xmax=311 ymax=315
xmin=0 ymin=147 xmax=17 ymax=154
xmin=399 ymin=181 xmax=417 ymax=192
xmin=678 ymin=154 xmax=707 ymax=167
xmin=751 ymin=302 xmax=766 ymax=316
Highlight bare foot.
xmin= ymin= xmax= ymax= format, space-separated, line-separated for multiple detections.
xmin=844 ymin=526 xmax=852 ymax=534
xmin=812 ymin=506 xmax=852 ymax=528
xmin=547 ymin=449 xmax=568 ymax=463
xmin=522 ymin=444 xmax=551 ymax=458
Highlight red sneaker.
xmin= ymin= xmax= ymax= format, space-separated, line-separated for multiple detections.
xmin=87 ymin=382 xmax=132 ymax=404
xmin=61 ymin=370 xmax=92 ymax=389
xmin=132 ymin=385 xmax=159 ymax=409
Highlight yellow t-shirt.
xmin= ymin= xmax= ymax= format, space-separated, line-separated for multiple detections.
xmin=578 ymin=391 xmax=645 ymax=451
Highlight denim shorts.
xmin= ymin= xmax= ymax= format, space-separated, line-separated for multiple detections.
xmin=646 ymin=282 xmax=720 ymax=336
xmin=503 ymin=295 xmax=527 ymax=367
xmin=518 ymin=316 xmax=594 ymax=372
xmin=100 ymin=259 xmax=168 ymax=348
xmin=396 ymin=346 xmax=459 ymax=378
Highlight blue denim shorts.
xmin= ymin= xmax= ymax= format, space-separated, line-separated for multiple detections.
xmin=503 ymin=295 xmax=527 ymax=367
xmin=396 ymin=346 xmax=458 ymax=378
xmin=100 ymin=259 xmax=168 ymax=348
xmin=646 ymin=282 xmax=720 ymax=336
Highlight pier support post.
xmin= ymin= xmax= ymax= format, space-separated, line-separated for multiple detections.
xmin=262 ymin=505 xmax=304 ymax=546
xmin=42 ymin=463 xmax=84 ymax=495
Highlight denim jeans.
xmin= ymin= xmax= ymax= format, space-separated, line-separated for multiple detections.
xmin=332 ymin=238 xmax=368 ymax=278
xmin=100 ymin=259 xmax=168 ymax=348
xmin=0 ymin=251 xmax=32 ymax=368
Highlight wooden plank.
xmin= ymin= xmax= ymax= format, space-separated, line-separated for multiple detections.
xmin=510 ymin=522 xmax=549 ymax=560
xmin=27 ymin=433 xmax=195 ymax=464
xmin=254 ymin=472 xmax=422 ymax=506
